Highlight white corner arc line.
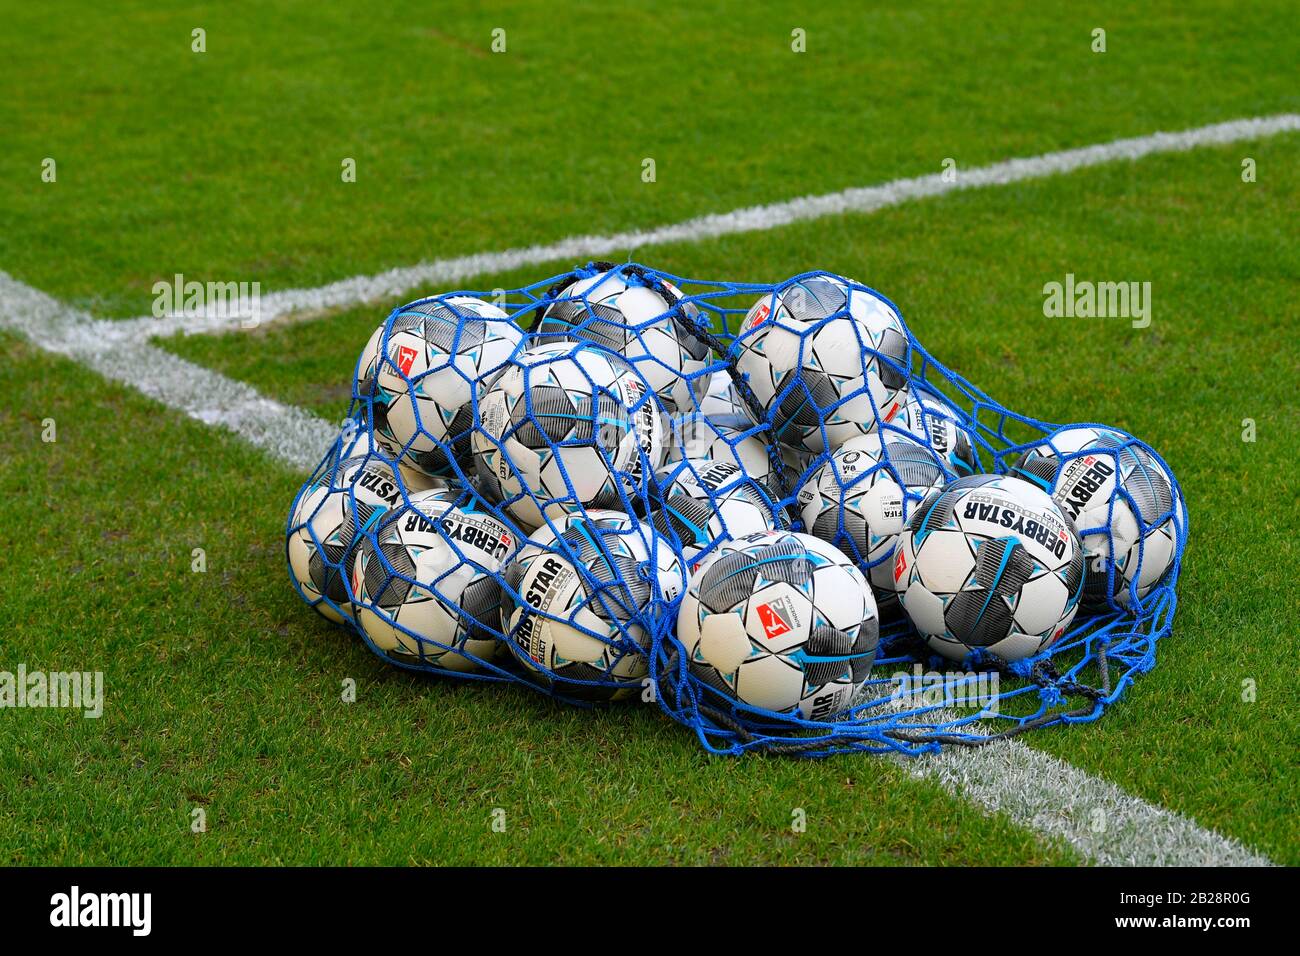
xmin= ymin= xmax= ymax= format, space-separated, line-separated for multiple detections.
xmin=2 ymin=113 xmax=1291 ymax=867
xmin=122 ymin=112 xmax=1300 ymax=339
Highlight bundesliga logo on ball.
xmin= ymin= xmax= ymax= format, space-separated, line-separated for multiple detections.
xmin=676 ymin=530 xmax=880 ymax=720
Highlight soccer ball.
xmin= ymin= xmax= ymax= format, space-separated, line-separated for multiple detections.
xmin=287 ymin=432 xmax=439 ymax=623
xmin=1010 ymin=427 xmax=1180 ymax=608
xmin=894 ymin=475 xmax=1085 ymax=662
xmin=666 ymin=417 xmax=774 ymax=487
xmin=361 ymin=296 xmax=523 ymax=479
xmin=677 ymin=530 xmax=879 ymax=720
xmin=499 ymin=510 xmax=686 ymax=701
xmin=733 ymin=274 xmax=911 ymax=453
xmin=899 ymin=392 xmax=979 ymax=478
xmin=473 ymin=340 xmax=665 ymax=530
xmin=535 ymin=269 xmax=712 ymax=413
xmin=798 ymin=431 xmax=947 ymax=614
xmin=648 ymin=457 xmax=779 ymax=560
xmin=338 ymin=428 xmax=448 ymax=506
xmin=352 ymin=489 xmax=517 ymax=671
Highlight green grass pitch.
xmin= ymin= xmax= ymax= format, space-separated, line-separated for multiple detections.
xmin=1 ymin=0 xmax=1296 ymax=865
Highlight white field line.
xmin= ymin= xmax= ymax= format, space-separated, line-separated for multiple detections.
xmin=899 ymin=716 xmax=1271 ymax=866
xmin=123 ymin=112 xmax=1300 ymax=340
xmin=0 ymin=273 xmax=338 ymax=470
xmin=3 ymin=114 xmax=1292 ymax=866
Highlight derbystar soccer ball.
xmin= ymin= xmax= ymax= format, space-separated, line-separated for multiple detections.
xmin=894 ymin=475 xmax=1085 ymax=662
xmin=361 ymin=296 xmax=523 ymax=479
xmin=677 ymin=530 xmax=879 ymax=719
xmin=666 ymin=417 xmax=774 ymax=487
xmin=352 ymin=489 xmax=517 ymax=671
xmin=734 ymin=275 xmax=911 ymax=453
xmin=899 ymin=392 xmax=979 ymax=478
xmin=473 ymin=340 xmax=665 ymax=530
xmin=1010 ymin=427 xmax=1180 ymax=608
xmin=799 ymin=431 xmax=947 ymax=614
xmin=287 ymin=431 xmax=439 ymax=624
xmin=536 ymin=269 xmax=712 ymax=413
xmin=339 ymin=428 xmax=448 ymax=506
xmin=500 ymin=510 xmax=686 ymax=701
xmin=649 ymin=457 xmax=779 ymax=560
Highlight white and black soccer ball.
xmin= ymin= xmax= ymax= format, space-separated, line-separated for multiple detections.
xmin=287 ymin=431 xmax=439 ymax=624
xmin=1010 ymin=427 xmax=1181 ymax=609
xmin=677 ymin=530 xmax=879 ymax=720
xmin=898 ymin=391 xmax=979 ymax=478
xmin=734 ymin=275 xmax=911 ymax=453
xmin=535 ymin=269 xmax=712 ymax=413
xmin=472 ymin=340 xmax=665 ymax=530
xmin=339 ymin=428 xmax=449 ymax=506
xmin=648 ymin=457 xmax=779 ymax=561
xmin=893 ymin=475 xmax=1085 ymax=662
xmin=361 ymin=296 xmax=523 ymax=479
xmin=352 ymin=489 xmax=517 ymax=672
xmin=798 ymin=431 xmax=947 ymax=615
xmin=499 ymin=510 xmax=686 ymax=701
xmin=666 ymin=416 xmax=775 ymax=487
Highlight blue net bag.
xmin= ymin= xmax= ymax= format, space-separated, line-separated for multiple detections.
xmin=285 ymin=261 xmax=1188 ymax=755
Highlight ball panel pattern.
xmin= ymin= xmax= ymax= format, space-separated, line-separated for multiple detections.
xmin=1010 ymin=426 xmax=1179 ymax=608
xmin=472 ymin=341 xmax=665 ymax=529
xmin=896 ymin=475 xmax=1084 ymax=662
xmin=678 ymin=530 xmax=879 ymax=720
xmin=734 ymin=275 xmax=911 ymax=453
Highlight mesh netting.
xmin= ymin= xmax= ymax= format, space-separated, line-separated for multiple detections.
xmin=285 ymin=261 xmax=1188 ymax=757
